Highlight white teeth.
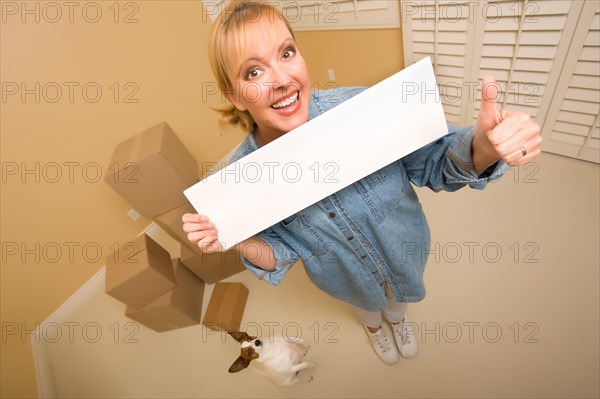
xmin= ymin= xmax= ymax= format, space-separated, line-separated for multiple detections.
xmin=272 ymin=92 xmax=299 ymax=109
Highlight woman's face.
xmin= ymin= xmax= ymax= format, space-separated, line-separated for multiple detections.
xmin=226 ymin=16 xmax=311 ymax=142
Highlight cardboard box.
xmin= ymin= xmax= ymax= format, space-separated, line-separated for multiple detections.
xmin=180 ymin=244 xmax=246 ymax=284
xmin=153 ymin=202 xmax=200 ymax=254
xmin=154 ymin=202 xmax=247 ymax=284
xmin=105 ymin=121 xmax=199 ymax=219
xmin=125 ymin=259 xmax=206 ymax=332
xmin=202 ymin=282 xmax=248 ymax=332
xmin=105 ymin=233 xmax=176 ymax=308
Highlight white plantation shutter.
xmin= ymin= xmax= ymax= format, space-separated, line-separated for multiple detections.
xmin=275 ymin=0 xmax=400 ymax=31
xmin=402 ymin=1 xmax=482 ymax=125
xmin=402 ymin=0 xmax=600 ymax=163
xmin=203 ymin=0 xmax=401 ymax=30
xmin=540 ymin=1 xmax=600 ymax=162
xmin=471 ymin=0 xmax=573 ymax=125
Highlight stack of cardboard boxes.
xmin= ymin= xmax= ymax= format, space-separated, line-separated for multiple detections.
xmin=104 ymin=122 xmax=248 ymax=332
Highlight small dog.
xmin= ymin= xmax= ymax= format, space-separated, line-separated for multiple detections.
xmin=228 ymin=331 xmax=315 ymax=386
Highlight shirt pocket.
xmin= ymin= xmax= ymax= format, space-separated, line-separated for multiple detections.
xmin=279 ymin=213 xmax=330 ymax=257
xmin=353 ymin=161 xmax=407 ymax=224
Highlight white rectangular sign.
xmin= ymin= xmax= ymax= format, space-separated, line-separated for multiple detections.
xmin=184 ymin=58 xmax=448 ymax=250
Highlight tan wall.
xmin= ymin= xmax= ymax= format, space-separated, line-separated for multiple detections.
xmin=0 ymin=3 xmax=404 ymax=398
xmin=296 ymin=28 xmax=404 ymax=88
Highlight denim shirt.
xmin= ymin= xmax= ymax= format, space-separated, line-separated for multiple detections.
xmin=224 ymin=87 xmax=509 ymax=311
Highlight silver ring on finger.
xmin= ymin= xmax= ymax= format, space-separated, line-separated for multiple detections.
xmin=520 ymin=146 xmax=527 ymax=157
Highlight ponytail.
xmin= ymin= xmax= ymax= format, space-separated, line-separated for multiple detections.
xmin=216 ymin=103 xmax=256 ymax=133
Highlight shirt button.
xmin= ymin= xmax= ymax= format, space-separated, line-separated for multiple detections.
xmin=347 ymin=236 xmax=354 ymax=241
xmin=328 ymin=212 xmax=336 ymax=218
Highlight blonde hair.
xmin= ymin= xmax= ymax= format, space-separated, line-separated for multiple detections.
xmin=208 ymin=0 xmax=296 ymax=132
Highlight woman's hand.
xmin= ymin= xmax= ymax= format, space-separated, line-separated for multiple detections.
xmin=472 ymin=76 xmax=542 ymax=175
xmin=182 ymin=213 xmax=225 ymax=253
xmin=181 ymin=213 xmax=276 ymax=270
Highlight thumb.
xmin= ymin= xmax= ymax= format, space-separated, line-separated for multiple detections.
xmin=479 ymin=75 xmax=500 ymax=122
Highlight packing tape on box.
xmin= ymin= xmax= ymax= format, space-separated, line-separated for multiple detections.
xmin=184 ymin=58 xmax=448 ymax=250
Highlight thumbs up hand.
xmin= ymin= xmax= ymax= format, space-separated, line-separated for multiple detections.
xmin=472 ymin=76 xmax=542 ymax=175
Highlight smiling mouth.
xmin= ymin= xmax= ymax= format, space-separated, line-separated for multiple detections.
xmin=271 ymin=91 xmax=299 ymax=109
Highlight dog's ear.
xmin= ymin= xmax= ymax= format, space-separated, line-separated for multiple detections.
xmin=228 ymin=331 xmax=250 ymax=343
xmin=228 ymin=355 xmax=251 ymax=373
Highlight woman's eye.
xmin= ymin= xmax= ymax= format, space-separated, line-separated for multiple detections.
xmin=283 ymin=47 xmax=296 ymax=60
xmin=246 ymin=68 xmax=262 ymax=80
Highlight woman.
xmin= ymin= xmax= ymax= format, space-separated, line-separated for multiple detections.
xmin=183 ymin=0 xmax=542 ymax=365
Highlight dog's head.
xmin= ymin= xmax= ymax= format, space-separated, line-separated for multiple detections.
xmin=228 ymin=331 xmax=263 ymax=373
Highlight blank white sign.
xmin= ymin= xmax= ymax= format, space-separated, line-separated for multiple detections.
xmin=184 ymin=58 xmax=448 ymax=250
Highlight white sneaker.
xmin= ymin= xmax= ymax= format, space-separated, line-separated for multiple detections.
xmin=389 ymin=317 xmax=418 ymax=359
xmin=363 ymin=324 xmax=399 ymax=365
